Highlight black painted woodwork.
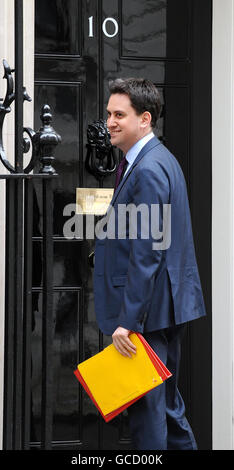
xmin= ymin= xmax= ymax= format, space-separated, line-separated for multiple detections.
xmin=33 ymin=0 xmax=212 ymax=450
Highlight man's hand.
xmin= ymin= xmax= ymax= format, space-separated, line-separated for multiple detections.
xmin=112 ymin=326 xmax=137 ymax=358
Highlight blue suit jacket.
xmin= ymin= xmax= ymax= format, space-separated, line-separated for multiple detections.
xmin=94 ymin=136 xmax=206 ymax=335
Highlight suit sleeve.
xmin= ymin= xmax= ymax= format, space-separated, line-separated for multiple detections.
xmin=117 ymin=163 xmax=170 ymax=332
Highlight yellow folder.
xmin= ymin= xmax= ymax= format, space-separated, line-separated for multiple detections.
xmin=74 ymin=333 xmax=172 ymax=422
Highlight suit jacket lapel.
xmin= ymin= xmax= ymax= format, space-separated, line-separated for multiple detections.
xmin=110 ymin=136 xmax=161 ymax=206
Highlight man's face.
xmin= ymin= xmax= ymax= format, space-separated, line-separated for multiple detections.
xmin=106 ymin=93 xmax=148 ymax=154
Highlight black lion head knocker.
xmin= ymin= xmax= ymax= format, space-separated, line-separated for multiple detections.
xmin=85 ymin=119 xmax=117 ymax=181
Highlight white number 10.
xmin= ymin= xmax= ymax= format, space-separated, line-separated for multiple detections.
xmin=88 ymin=16 xmax=119 ymax=38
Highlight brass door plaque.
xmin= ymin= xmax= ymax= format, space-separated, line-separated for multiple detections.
xmin=76 ymin=188 xmax=114 ymax=215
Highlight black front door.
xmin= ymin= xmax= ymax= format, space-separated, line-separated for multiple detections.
xmin=32 ymin=0 xmax=212 ymax=449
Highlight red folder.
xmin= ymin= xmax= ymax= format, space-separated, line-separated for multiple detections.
xmin=74 ymin=332 xmax=172 ymax=422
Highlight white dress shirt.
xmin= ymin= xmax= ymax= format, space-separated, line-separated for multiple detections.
xmin=124 ymin=131 xmax=155 ymax=176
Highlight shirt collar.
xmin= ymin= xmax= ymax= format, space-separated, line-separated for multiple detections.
xmin=125 ymin=131 xmax=155 ymax=166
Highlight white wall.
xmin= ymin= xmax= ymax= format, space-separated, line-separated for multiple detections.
xmin=212 ymin=0 xmax=234 ymax=450
xmin=0 ymin=0 xmax=34 ymax=449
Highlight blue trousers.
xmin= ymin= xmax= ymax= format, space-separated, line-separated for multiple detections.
xmin=127 ymin=325 xmax=197 ymax=450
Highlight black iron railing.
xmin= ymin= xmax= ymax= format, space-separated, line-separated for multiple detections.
xmin=0 ymin=0 xmax=61 ymax=450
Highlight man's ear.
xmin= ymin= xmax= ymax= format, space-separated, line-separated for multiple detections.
xmin=141 ymin=111 xmax=152 ymax=128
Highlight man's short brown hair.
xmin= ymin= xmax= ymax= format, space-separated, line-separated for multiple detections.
xmin=108 ymin=77 xmax=162 ymax=128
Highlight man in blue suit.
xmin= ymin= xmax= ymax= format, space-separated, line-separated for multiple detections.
xmin=93 ymin=78 xmax=206 ymax=450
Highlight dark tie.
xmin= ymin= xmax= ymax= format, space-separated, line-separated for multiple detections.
xmin=114 ymin=156 xmax=128 ymax=191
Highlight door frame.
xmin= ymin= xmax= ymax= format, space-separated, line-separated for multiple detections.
xmin=212 ymin=0 xmax=234 ymax=450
